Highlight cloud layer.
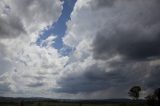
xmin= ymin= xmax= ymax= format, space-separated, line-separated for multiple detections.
xmin=0 ymin=0 xmax=64 ymax=97
xmin=58 ymin=0 xmax=160 ymax=98
xmin=0 ymin=0 xmax=160 ymax=99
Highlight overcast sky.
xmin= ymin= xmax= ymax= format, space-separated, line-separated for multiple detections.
xmin=0 ymin=0 xmax=160 ymax=99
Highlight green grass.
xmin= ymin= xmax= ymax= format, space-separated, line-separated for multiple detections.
xmin=0 ymin=102 xmax=147 ymax=106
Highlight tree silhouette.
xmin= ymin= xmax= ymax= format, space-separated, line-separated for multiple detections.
xmin=145 ymin=94 xmax=156 ymax=106
xmin=128 ymin=86 xmax=141 ymax=100
xmin=154 ymin=88 xmax=160 ymax=105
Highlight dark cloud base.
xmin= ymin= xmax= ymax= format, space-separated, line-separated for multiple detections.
xmin=93 ymin=28 xmax=160 ymax=61
xmin=54 ymin=0 xmax=160 ymax=98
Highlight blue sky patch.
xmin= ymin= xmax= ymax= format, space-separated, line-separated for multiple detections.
xmin=36 ymin=0 xmax=77 ymax=54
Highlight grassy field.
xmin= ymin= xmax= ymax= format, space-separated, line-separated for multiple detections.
xmin=0 ymin=102 xmax=147 ymax=106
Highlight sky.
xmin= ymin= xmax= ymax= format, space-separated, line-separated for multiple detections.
xmin=0 ymin=0 xmax=160 ymax=99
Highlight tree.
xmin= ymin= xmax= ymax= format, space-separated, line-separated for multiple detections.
xmin=128 ymin=86 xmax=141 ymax=100
xmin=154 ymin=88 xmax=160 ymax=100
xmin=154 ymin=88 xmax=160 ymax=105
xmin=145 ymin=94 xmax=156 ymax=106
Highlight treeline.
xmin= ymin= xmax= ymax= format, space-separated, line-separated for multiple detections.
xmin=128 ymin=86 xmax=160 ymax=106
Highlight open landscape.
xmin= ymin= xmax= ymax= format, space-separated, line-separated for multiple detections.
xmin=0 ymin=97 xmax=146 ymax=106
xmin=0 ymin=0 xmax=160 ymax=106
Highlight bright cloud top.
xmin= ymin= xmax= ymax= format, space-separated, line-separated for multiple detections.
xmin=0 ymin=0 xmax=65 ymax=97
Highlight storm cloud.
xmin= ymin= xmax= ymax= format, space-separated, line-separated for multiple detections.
xmin=0 ymin=0 xmax=160 ymax=99
xmin=93 ymin=27 xmax=160 ymax=61
xmin=92 ymin=0 xmax=160 ymax=61
xmin=56 ymin=0 xmax=160 ymax=98
xmin=54 ymin=61 xmax=146 ymax=96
